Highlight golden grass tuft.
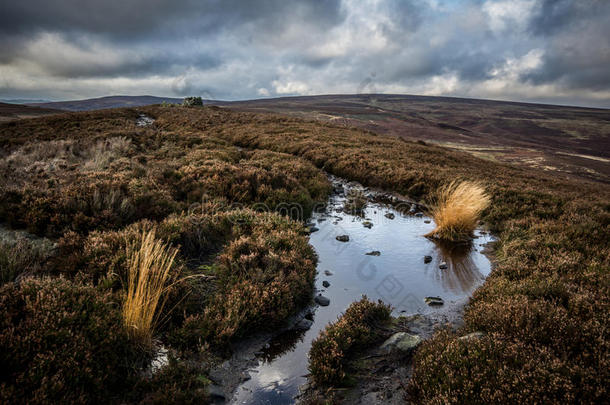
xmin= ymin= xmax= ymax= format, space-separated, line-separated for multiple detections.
xmin=426 ymin=180 xmax=490 ymax=241
xmin=123 ymin=229 xmax=178 ymax=346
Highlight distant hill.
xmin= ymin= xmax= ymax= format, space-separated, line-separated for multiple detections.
xmin=28 ymin=95 xmax=186 ymax=111
xmin=223 ymin=94 xmax=610 ymax=183
xmin=0 ymin=102 xmax=62 ymax=122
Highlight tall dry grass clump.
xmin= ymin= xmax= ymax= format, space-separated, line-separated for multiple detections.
xmin=123 ymin=229 xmax=178 ymax=346
xmin=426 ymin=180 xmax=490 ymax=241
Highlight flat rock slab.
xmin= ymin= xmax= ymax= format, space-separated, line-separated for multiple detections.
xmin=380 ymin=332 xmax=423 ymax=354
xmin=424 ymin=296 xmax=444 ymax=306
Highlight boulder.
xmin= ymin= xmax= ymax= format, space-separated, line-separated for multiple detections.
xmin=380 ymin=332 xmax=422 ymax=354
xmin=314 ymin=294 xmax=330 ymax=306
xmin=294 ymin=318 xmax=314 ymax=331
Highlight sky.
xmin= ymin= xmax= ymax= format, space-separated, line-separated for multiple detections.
xmin=1 ymin=0 xmax=609 ymax=107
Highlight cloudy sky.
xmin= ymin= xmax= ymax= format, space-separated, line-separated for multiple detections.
xmin=1 ymin=0 xmax=609 ymax=107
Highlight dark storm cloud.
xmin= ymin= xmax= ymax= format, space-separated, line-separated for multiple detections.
xmin=528 ymin=0 xmax=606 ymax=35
xmin=0 ymin=0 xmax=344 ymax=39
xmin=0 ymin=0 xmax=609 ymax=107
xmin=523 ymin=0 xmax=610 ymax=90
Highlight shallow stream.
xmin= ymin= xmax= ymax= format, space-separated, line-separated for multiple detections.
xmin=230 ymin=176 xmax=493 ymax=404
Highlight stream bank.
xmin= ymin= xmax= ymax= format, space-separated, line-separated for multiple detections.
xmin=209 ymin=175 xmax=494 ymax=404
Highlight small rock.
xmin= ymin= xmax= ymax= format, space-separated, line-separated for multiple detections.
xmin=322 ymin=280 xmax=330 ymax=288
xmin=365 ymin=250 xmax=381 ymax=256
xmin=317 ymin=218 xmax=327 ymax=223
xmin=385 ymin=212 xmax=395 ymax=220
xmin=459 ymin=331 xmax=486 ymax=341
xmin=362 ymin=221 xmax=373 ymax=229
xmin=324 ymin=270 xmax=333 ymax=276
xmin=208 ymin=384 xmax=225 ymax=400
xmin=439 ymin=261 xmax=448 ymax=269
xmin=294 ymin=318 xmax=314 ymax=331
xmin=314 ymin=294 xmax=330 ymax=306
xmin=415 ymin=212 xmax=424 ymax=218
xmin=424 ymin=296 xmax=444 ymax=306
xmin=424 ymin=219 xmax=431 ymax=224
xmin=380 ymin=332 xmax=422 ymax=354
xmin=336 ymin=235 xmax=350 ymax=242
xmin=424 ymin=255 xmax=432 ymax=263
xmin=309 ymin=226 xmax=319 ymax=233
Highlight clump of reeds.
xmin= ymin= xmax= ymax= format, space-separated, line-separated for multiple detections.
xmin=426 ymin=180 xmax=490 ymax=241
xmin=123 ymin=229 xmax=178 ymax=346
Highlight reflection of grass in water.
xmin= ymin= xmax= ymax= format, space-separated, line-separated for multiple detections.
xmin=430 ymin=239 xmax=485 ymax=294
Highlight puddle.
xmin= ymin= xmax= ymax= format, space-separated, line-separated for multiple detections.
xmin=230 ymin=176 xmax=494 ymax=404
xmin=136 ymin=114 xmax=154 ymax=127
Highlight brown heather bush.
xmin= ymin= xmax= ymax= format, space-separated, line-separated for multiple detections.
xmin=0 ymin=278 xmax=142 ymax=404
xmin=145 ymin=106 xmax=608 ymax=402
xmin=0 ymin=112 xmax=329 ymax=236
xmin=309 ymin=297 xmax=391 ymax=385
xmin=426 ymin=180 xmax=491 ymax=241
xmin=409 ymin=330 xmax=575 ymax=404
xmin=0 ymin=237 xmax=51 ymax=285
xmin=170 ymin=210 xmax=318 ymax=348
xmin=131 ymin=358 xmax=209 ymax=404
xmin=0 ymin=106 xmax=608 ymax=402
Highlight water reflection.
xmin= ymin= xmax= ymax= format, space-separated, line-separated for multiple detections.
xmin=429 ymin=239 xmax=486 ymax=294
xmin=259 ymin=328 xmax=308 ymax=364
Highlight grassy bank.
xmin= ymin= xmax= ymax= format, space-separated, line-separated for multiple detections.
xmin=0 ymin=105 xmax=608 ymax=403
xmin=151 ymin=106 xmax=609 ymax=403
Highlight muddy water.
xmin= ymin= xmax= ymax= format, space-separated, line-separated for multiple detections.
xmin=230 ymin=177 xmax=493 ymax=404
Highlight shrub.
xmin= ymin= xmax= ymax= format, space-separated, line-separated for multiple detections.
xmin=123 ymin=229 xmax=179 ymax=346
xmin=426 ymin=180 xmax=490 ymax=241
xmin=409 ymin=330 xmax=575 ymax=404
xmin=309 ymin=297 xmax=391 ymax=385
xmin=132 ymin=357 xmax=209 ymax=404
xmin=168 ymin=210 xmax=318 ymax=349
xmin=0 ymin=278 xmax=142 ymax=404
xmin=0 ymin=237 xmax=52 ymax=285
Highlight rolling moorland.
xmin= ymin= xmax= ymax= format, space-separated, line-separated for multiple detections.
xmin=225 ymin=94 xmax=610 ymax=184
xmin=0 ymin=104 xmax=608 ymax=403
xmin=0 ymin=102 xmax=61 ymax=122
xmin=19 ymin=94 xmax=610 ymax=183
